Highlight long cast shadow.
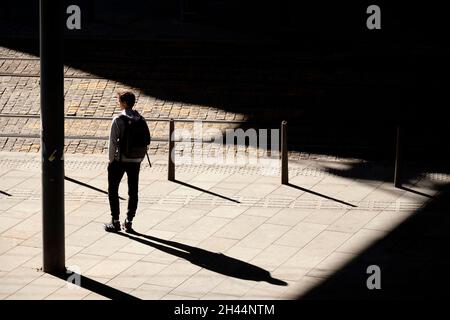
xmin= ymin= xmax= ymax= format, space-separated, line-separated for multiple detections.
xmin=116 ymin=231 xmax=286 ymax=286
xmin=173 ymin=179 xmax=240 ymax=204
xmin=399 ymin=186 xmax=435 ymax=199
xmin=287 ymin=183 xmax=357 ymax=208
xmin=0 ymin=190 xmax=12 ymax=196
xmin=65 ymin=176 xmax=126 ymax=200
xmin=51 ymin=270 xmax=140 ymax=300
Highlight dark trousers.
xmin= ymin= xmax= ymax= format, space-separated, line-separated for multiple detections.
xmin=108 ymin=160 xmax=141 ymax=221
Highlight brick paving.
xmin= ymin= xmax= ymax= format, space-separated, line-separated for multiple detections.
xmin=0 ymin=46 xmax=251 ymax=157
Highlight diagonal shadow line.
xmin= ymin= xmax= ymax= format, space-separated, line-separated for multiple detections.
xmin=400 ymin=186 xmax=435 ymax=199
xmin=65 ymin=176 xmax=126 ymax=200
xmin=286 ymin=183 xmax=357 ymax=208
xmin=173 ymin=179 xmax=240 ymax=203
xmin=0 ymin=190 xmax=12 ymax=197
xmin=51 ymin=270 xmax=140 ymax=300
xmin=116 ymin=231 xmax=287 ymax=286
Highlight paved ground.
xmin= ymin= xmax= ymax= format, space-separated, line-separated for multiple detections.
xmin=0 ymin=151 xmax=446 ymax=300
xmin=1 ymin=43 xmax=449 ymax=300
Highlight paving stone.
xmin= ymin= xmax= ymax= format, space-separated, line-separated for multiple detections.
xmin=267 ymin=208 xmax=311 ymax=226
xmin=214 ymin=215 xmax=267 ymax=240
xmin=224 ymin=246 xmax=262 ymax=264
xmin=306 ymin=252 xmax=356 ymax=278
xmin=66 ymin=222 xmax=105 ymax=247
xmin=66 ymin=254 xmax=106 ymax=275
xmin=300 ymin=231 xmax=353 ymax=258
xmin=327 ymin=210 xmax=380 ymax=233
xmin=131 ymin=283 xmax=174 ymax=300
xmin=46 ymin=285 xmax=92 ymax=300
xmin=242 ymin=207 xmax=282 ymax=218
xmin=82 ymin=233 xmax=131 ymax=257
xmin=0 ymin=267 xmax=43 ymax=299
xmin=280 ymin=276 xmax=324 ymax=299
xmin=364 ymin=211 xmax=411 ymax=232
xmin=85 ymin=253 xmax=143 ymax=279
xmin=175 ymin=216 xmax=230 ymax=241
xmin=0 ymin=245 xmax=41 ymax=272
xmin=241 ymin=280 xmax=292 ymax=300
xmin=146 ymin=261 xmax=201 ymax=288
xmin=153 ymin=208 xmax=205 ymax=233
xmin=336 ymin=228 xmax=388 ymax=254
xmin=206 ymin=206 xmax=249 ymax=219
xmin=238 ymin=224 xmax=290 ymax=250
xmin=6 ymin=274 xmax=65 ymax=300
xmin=210 ymin=277 xmax=257 ymax=298
xmin=250 ymin=245 xmax=299 ymax=272
xmin=0 ymin=236 xmax=22 ymax=255
xmin=107 ymin=261 xmax=167 ymax=289
xmin=1 ymin=214 xmax=40 ymax=239
xmin=0 ymin=216 xmax=22 ymax=234
xmin=162 ymin=293 xmax=198 ymax=300
xmin=171 ymin=269 xmax=226 ymax=299
xmin=275 ymin=222 xmax=327 ymax=248
xmin=302 ymin=209 xmax=347 ymax=225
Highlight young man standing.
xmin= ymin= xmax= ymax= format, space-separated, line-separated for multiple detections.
xmin=104 ymin=91 xmax=150 ymax=233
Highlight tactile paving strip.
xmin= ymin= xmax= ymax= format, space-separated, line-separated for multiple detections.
xmin=1 ymin=187 xmax=427 ymax=212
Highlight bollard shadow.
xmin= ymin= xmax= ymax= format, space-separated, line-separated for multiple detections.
xmin=0 ymin=190 xmax=12 ymax=196
xmin=173 ymin=179 xmax=240 ymax=204
xmin=51 ymin=270 xmax=140 ymax=300
xmin=65 ymin=176 xmax=126 ymax=200
xmin=399 ymin=186 xmax=435 ymax=199
xmin=116 ymin=231 xmax=287 ymax=286
xmin=286 ymin=183 xmax=357 ymax=208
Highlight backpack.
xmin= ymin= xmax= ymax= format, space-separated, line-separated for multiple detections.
xmin=118 ymin=115 xmax=151 ymax=160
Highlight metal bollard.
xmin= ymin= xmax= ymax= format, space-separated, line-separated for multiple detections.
xmin=168 ymin=119 xmax=175 ymax=181
xmin=394 ymin=126 xmax=402 ymax=188
xmin=281 ymin=120 xmax=288 ymax=185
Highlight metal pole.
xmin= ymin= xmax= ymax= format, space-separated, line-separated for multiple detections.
xmin=168 ymin=119 xmax=175 ymax=181
xmin=281 ymin=120 xmax=288 ymax=185
xmin=40 ymin=0 xmax=65 ymax=274
xmin=394 ymin=126 xmax=402 ymax=188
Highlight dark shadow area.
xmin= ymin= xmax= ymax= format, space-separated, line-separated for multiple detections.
xmin=0 ymin=190 xmax=12 ymax=196
xmin=64 ymin=176 xmax=125 ymax=200
xmin=287 ymin=183 xmax=357 ymax=208
xmin=298 ymin=183 xmax=450 ymax=299
xmin=51 ymin=270 xmax=140 ymax=300
xmin=116 ymin=231 xmax=287 ymax=286
xmin=324 ymin=162 xmax=394 ymax=182
xmin=173 ymin=179 xmax=240 ymax=203
xmin=322 ymin=161 xmax=450 ymax=188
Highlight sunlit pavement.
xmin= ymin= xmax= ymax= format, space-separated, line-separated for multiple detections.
xmin=0 ymin=151 xmax=445 ymax=300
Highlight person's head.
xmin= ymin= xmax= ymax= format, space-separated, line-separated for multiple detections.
xmin=117 ymin=91 xmax=136 ymax=110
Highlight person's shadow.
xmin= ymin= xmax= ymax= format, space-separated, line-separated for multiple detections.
xmin=116 ymin=231 xmax=287 ymax=286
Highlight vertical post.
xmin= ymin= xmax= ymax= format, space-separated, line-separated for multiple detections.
xmin=281 ymin=120 xmax=288 ymax=185
xmin=40 ymin=0 xmax=65 ymax=274
xmin=168 ymin=119 xmax=175 ymax=181
xmin=394 ymin=126 xmax=402 ymax=188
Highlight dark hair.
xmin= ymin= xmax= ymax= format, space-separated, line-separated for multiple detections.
xmin=118 ymin=91 xmax=136 ymax=108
